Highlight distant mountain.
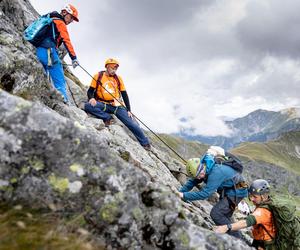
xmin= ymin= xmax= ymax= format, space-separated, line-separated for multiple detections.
xmin=231 ymin=130 xmax=300 ymax=197
xmin=231 ymin=130 xmax=300 ymax=175
xmin=179 ymin=108 xmax=300 ymax=149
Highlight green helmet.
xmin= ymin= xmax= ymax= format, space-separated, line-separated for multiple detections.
xmin=249 ymin=179 xmax=270 ymax=195
xmin=186 ymin=158 xmax=203 ymax=177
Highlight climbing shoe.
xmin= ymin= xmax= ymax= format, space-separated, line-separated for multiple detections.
xmin=143 ymin=144 xmax=151 ymax=151
xmin=104 ymin=118 xmax=115 ymax=127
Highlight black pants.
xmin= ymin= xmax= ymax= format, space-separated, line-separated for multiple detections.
xmin=210 ymin=196 xmax=243 ymax=239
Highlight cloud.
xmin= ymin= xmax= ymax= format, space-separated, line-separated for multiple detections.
xmin=29 ymin=0 xmax=300 ymax=136
xmin=236 ymin=0 xmax=300 ymax=58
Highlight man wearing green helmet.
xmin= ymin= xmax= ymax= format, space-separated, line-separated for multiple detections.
xmin=174 ymin=146 xmax=248 ymax=239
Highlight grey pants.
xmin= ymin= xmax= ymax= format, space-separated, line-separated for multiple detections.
xmin=210 ymin=196 xmax=243 ymax=239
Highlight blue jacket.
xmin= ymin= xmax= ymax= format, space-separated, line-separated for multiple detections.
xmin=180 ymin=154 xmax=248 ymax=201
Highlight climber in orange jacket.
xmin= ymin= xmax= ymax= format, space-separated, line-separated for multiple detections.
xmin=84 ymin=58 xmax=151 ymax=150
xmin=36 ymin=4 xmax=79 ymax=102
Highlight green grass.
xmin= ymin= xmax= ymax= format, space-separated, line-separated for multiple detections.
xmin=0 ymin=204 xmax=105 ymax=250
xmin=231 ymin=131 xmax=300 ymax=175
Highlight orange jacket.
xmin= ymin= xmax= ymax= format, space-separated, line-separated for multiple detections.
xmin=46 ymin=11 xmax=77 ymax=60
xmin=252 ymin=207 xmax=276 ymax=241
xmin=90 ymin=72 xmax=126 ymax=102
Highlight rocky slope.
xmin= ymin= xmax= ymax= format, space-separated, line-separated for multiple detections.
xmin=0 ymin=1 xmax=252 ymax=249
xmin=180 ymin=108 xmax=300 ymax=149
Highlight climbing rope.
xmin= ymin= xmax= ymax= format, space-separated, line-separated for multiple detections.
xmin=64 ymin=63 xmax=187 ymax=164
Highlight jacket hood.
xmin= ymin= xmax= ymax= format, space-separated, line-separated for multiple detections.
xmin=200 ymin=154 xmax=215 ymax=175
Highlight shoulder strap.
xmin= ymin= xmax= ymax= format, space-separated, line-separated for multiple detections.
xmin=95 ymin=71 xmax=105 ymax=99
xmin=259 ymin=224 xmax=275 ymax=243
xmin=112 ymin=74 xmax=121 ymax=91
xmin=258 ymin=205 xmax=276 ymax=240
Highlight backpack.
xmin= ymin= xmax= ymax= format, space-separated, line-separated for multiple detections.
xmin=214 ymin=152 xmax=243 ymax=173
xmin=261 ymin=195 xmax=300 ymax=250
xmin=214 ymin=152 xmax=248 ymax=191
xmin=23 ymin=14 xmax=56 ymax=47
xmin=94 ymin=71 xmax=122 ymax=102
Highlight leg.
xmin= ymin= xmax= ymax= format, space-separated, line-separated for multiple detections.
xmin=47 ymin=48 xmax=68 ymax=102
xmin=115 ymin=107 xmax=149 ymax=146
xmin=210 ymin=197 xmax=243 ymax=239
xmin=84 ymin=102 xmax=113 ymax=121
xmin=36 ymin=47 xmax=49 ymax=72
xmin=36 ymin=47 xmax=68 ymax=102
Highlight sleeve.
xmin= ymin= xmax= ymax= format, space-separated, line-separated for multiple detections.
xmin=183 ymin=169 xmax=226 ymax=201
xmin=53 ymin=19 xmax=77 ymax=60
xmin=121 ymin=91 xmax=131 ymax=111
xmin=86 ymin=73 xmax=99 ymax=100
xmin=90 ymin=73 xmax=98 ymax=88
xmin=245 ymin=215 xmax=257 ymax=227
xmin=87 ymin=87 xmax=96 ymax=100
xmin=179 ymin=178 xmax=201 ymax=193
xmin=117 ymin=75 xmax=126 ymax=91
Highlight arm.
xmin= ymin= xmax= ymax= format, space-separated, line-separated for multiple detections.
xmin=172 ymin=178 xmax=200 ymax=199
xmin=214 ymin=220 xmax=248 ymax=234
xmin=182 ymin=169 xmax=226 ymax=201
xmin=87 ymin=87 xmax=96 ymax=100
xmin=53 ymin=19 xmax=77 ymax=60
xmin=179 ymin=178 xmax=201 ymax=193
xmin=214 ymin=214 xmax=256 ymax=233
xmin=121 ymin=91 xmax=131 ymax=111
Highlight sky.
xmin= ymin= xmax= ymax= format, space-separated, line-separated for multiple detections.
xmin=29 ymin=0 xmax=300 ymax=137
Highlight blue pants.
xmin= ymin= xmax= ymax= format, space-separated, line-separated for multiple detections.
xmin=85 ymin=102 xmax=150 ymax=146
xmin=210 ymin=196 xmax=243 ymax=239
xmin=36 ymin=47 xmax=68 ymax=102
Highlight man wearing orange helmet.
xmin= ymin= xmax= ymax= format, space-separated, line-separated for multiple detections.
xmin=35 ymin=4 xmax=79 ymax=103
xmin=84 ymin=59 xmax=151 ymax=150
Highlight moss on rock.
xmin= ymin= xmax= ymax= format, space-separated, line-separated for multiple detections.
xmin=99 ymin=201 xmax=119 ymax=223
xmin=179 ymin=231 xmax=190 ymax=247
xmin=48 ymin=174 xmax=69 ymax=193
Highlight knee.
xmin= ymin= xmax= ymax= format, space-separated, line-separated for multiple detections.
xmin=210 ymin=206 xmax=218 ymax=219
xmin=210 ymin=206 xmax=222 ymax=223
xmin=84 ymin=102 xmax=93 ymax=112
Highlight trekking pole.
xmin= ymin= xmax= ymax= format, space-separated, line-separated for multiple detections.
xmin=75 ymin=64 xmax=187 ymax=164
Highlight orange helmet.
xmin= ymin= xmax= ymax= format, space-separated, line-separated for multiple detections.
xmin=105 ymin=58 xmax=119 ymax=67
xmin=62 ymin=4 xmax=79 ymax=22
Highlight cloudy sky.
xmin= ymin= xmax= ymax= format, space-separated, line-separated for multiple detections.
xmin=29 ymin=0 xmax=300 ymax=136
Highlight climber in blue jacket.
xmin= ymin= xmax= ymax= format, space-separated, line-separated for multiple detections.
xmin=173 ymin=146 xmax=248 ymax=239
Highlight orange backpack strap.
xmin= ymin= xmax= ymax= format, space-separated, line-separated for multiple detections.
xmin=95 ymin=71 xmax=105 ymax=100
xmin=112 ymin=74 xmax=121 ymax=91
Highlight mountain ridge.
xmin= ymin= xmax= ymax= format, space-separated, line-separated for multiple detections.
xmin=179 ymin=107 xmax=300 ymax=149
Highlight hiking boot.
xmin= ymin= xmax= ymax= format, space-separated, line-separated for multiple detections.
xmin=143 ymin=144 xmax=151 ymax=151
xmin=104 ymin=118 xmax=115 ymax=127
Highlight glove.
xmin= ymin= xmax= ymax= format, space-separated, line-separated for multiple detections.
xmin=72 ymin=59 xmax=79 ymax=69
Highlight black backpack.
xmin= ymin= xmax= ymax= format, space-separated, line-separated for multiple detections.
xmin=214 ymin=152 xmax=243 ymax=173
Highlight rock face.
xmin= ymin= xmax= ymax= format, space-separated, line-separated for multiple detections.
xmin=0 ymin=90 xmax=252 ymax=249
xmin=0 ymin=1 xmax=254 ymax=249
